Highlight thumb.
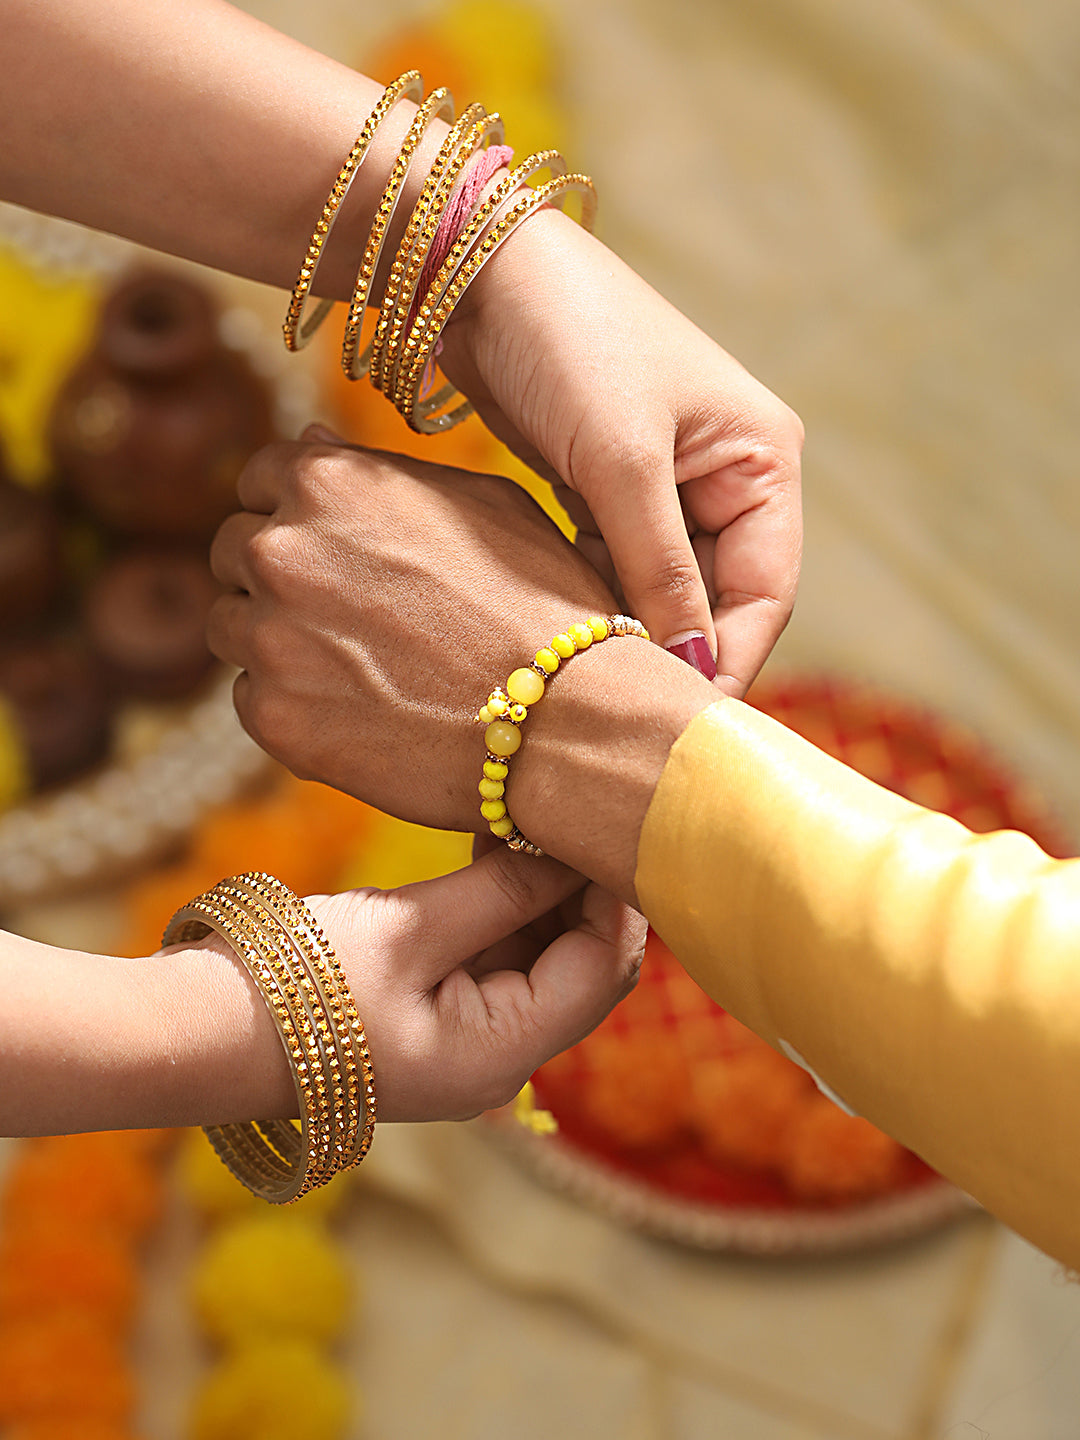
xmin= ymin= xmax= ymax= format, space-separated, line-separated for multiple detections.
xmin=390 ymin=847 xmax=586 ymax=986
xmin=590 ymin=464 xmax=718 ymax=679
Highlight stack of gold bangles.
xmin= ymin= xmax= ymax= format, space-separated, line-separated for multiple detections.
xmin=283 ymin=69 xmax=596 ymax=433
xmin=163 ymin=873 xmax=376 ymax=1203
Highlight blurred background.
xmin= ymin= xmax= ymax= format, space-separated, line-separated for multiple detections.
xmin=1 ymin=0 xmax=1078 ymax=1437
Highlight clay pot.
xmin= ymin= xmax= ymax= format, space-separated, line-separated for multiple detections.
xmin=0 ymin=638 xmax=112 ymax=790
xmin=50 ymin=269 xmax=275 ymax=540
xmin=0 ymin=468 xmax=64 ymax=635
xmin=83 ymin=546 xmax=221 ymax=700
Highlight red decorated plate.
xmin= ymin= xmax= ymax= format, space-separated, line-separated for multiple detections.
xmin=486 ymin=673 xmax=1071 ymax=1253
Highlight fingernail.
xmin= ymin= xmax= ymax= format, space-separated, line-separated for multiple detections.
xmin=664 ymin=631 xmax=717 ymax=681
xmin=301 ymin=421 xmax=346 ymax=444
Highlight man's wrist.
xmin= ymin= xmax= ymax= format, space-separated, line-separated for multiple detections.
xmin=508 ymin=638 xmax=717 ymax=905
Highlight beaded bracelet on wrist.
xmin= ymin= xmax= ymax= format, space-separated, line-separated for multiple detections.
xmin=476 ymin=615 xmax=649 ymax=855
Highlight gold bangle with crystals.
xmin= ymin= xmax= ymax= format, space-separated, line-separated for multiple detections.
xmin=339 ymin=84 xmax=455 ymax=383
xmin=283 ymin=71 xmax=422 ymax=353
xmin=162 ymin=873 xmax=376 ymax=1203
xmin=376 ymin=110 xmax=507 ymax=400
xmin=397 ymin=170 xmax=597 ymax=433
xmin=477 ymin=615 xmax=649 ymax=854
xmin=368 ymin=104 xmax=505 ymax=396
xmin=390 ymin=148 xmax=565 ymax=421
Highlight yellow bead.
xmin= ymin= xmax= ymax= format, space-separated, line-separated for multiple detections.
xmin=507 ymin=667 xmax=545 ymax=705
xmin=535 ymin=648 xmax=559 ymax=674
xmin=487 ymin=695 xmax=509 ymax=717
xmin=485 ymin=721 xmax=522 ymax=757
xmin=489 ymin=816 xmax=514 ymax=838
xmin=508 ymin=702 xmax=528 ymax=723
xmin=478 ymin=778 xmax=505 ymax=800
xmin=483 ymin=760 xmax=508 ymax=780
xmin=477 ymin=706 xmax=493 ymax=724
xmin=552 ymin=633 xmax=576 ymax=659
xmin=587 ymin=616 xmax=609 ymax=641
xmin=569 ymin=622 xmax=593 ymax=649
xmin=480 ymin=798 xmax=507 ymax=821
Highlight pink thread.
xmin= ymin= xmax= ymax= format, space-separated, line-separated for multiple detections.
xmin=418 ymin=144 xmax=514 ymax=303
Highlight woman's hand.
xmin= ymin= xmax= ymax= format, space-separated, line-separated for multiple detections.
xmin=306 ymin=844 xmax=644 ymax=1123
xmin=440 ymin=209 xmax=804 ymax=694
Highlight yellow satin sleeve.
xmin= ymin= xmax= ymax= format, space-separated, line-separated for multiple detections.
xmin=635 ymin=699 xmax=1080 ymax=1270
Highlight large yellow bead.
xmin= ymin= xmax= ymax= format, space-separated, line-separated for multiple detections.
xmin=489 ymin=816 xmax=514 ymax=838
xmin=480 ymin=798 xmax=507 ymax=821
xmin=568 ymin=622 xmax=593 ymax=649
xmin=478 ymin=778 xmax=505 ymax=800
xmin=483 ymin=759 xmax=508 ymax=780
xmin=507 ymin=667 xmax=545 ymax=706
xmin=552 ymin=633 xmax=576 ymax=659
xmin=587 ymin=615 xmax=609 ymax=641
xmin=535 ymin=647 xmax=559 ymax=674
xmin=484 ymin=721 xmax=522 ymax=757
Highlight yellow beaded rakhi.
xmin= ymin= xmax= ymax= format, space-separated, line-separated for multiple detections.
xmin=477 ymin=615 xmax=649 ymax=853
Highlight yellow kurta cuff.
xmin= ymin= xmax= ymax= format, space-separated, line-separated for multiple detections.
xmin=635 ymin=699 xmax=1080 ymax=1270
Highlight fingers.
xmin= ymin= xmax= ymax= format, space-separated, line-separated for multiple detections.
xmin=208 ymin=508 xmax=264 ymax=593
xmin=390 ymin=846 xmax=587 ymax=985
xmin=706 ymin=476 xmax=802 ymax=698
xmin=478 ymin=885 xmax=645 ymax=1064
xmin=588 ymin=464 xmax=718 ymax=666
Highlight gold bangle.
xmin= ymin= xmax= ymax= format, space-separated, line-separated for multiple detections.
xmin=283 ymin=71 xmax=422 ymax=353
xmin=167 ymin=890 xmax=333 ymax=1198
xmin=390 ymin=148 xmax=565 ymax=419
xmin=227 ymin=873 xmax=376 ymax=1167
xmin=339 ymin=85 xmax=455 ymax=383
xmin=476 ymin=614 xmax=649 ymax=854
xmin=376 ymin=110 xmax=506 ymax=402
xmin=366 ymin=101 xmax=493 ymax=394
xmin=397 ymin=170 xmax=598 ymax=433
xmin=162 ymin=873 xmax=376 ymax=1202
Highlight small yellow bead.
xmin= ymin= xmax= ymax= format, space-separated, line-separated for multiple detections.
xmin=552 ymin=633 xmax=576 ymax=659
xmin=568 ymin=622 xmax=593 ymax=649
xmin=587 ymin=616 xmax=609 ymax=641
xmin=508 ymin=702 xmax=528 ymax=723
xmin=507 ymin=668 xmax=545 ymax=706
xmin=489 ymin=816 xmax=514 ymax=838
xmin=535 ymin=648 xmax=560 ymax=674
xmin=641 ymin=627 xmax=650 ymax=640
xmin=478 ymin=778 xmax=505 ymax=800
xmin=485 ymin=721 xmax=522 ymax=757
xmin=483 ymin=760 xmax=509 ymax=780
xmin=480 ymin=798 xmax=507 ymax=821
xmin=477 ymin=706 xmax=493 ymax=724
xmin=487 ymin=695 xmax=509 ymax=718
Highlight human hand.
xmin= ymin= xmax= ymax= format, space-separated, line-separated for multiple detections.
xmin=439 ymin=209 xmax=804 ymax=695
xmin=208 ymin=434 xmax=717 ymax=900
xmin=207 ymin=437 xmax=615 ymax=832
xmin=305 ymin=845 xmax=644 ymax=1122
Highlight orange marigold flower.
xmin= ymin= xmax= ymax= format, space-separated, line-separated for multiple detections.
xmin=0 ymin=1313 xmax=133 ymax=1422
xmin=779 ymin=1094 xmax=906 ymax=1201
xmin=0 ymin=1224 xmax=138 ymax=1331
xmin=691 ymin=1044 xmax=814 ymax=1172
xmin=3 ymin=1135 xmax=164 ymax=1242
xmin=3 ymin=1419 xmax=141 ymax=1440
xmin=577 ymin=1036 xmax=691 ymax=1149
